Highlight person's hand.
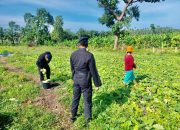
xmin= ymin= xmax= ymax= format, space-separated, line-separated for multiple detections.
xmin=95 ymin=87 xmax=99 ymax=91
xmin=46 ymin=79 xmax=51 ymax=82
xmin=71 ymin=80 xmax=74 ymax=85
xmin=41 ymin=69 xmax=46 ymax=74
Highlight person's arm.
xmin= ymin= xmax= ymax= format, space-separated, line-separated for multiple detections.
xmin=36 ymin=53 xmax=45 ymax=69
xmin=70 ymin=56 xmax=75 ymax=79
xmin=89 ymin=54 xmax=102 ymax=87
xmin=36 ymin=60 xmax=43 ymax=69
xmin=133 ymin=63 xmax=136 ymax=68
xmin=132 ymin=56 xmax=136 ymax=68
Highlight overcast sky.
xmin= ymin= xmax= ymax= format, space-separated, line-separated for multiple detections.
xmin=0 ymin=0 xmax=180 ymax=32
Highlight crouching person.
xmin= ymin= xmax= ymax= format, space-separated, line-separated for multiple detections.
xmin=70 ymin=36 xmax=102 ymax=124
xmin=36 ymin=51 xmax=52 ymax=82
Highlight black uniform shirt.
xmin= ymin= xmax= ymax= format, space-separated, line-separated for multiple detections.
xmin=36 ymin=52 xmax=52 ymax=68
xmin=70 ymin=48 xmax=102 ymax=87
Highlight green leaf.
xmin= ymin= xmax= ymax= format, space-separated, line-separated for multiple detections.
xmin=153 ymin=124 xmax=164 ymax=130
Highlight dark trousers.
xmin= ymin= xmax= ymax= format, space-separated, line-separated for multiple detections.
xmin=38 ymin=65 xmax=50 ymax=81
xmin=71 ymin=84 xmax=92 ymax=119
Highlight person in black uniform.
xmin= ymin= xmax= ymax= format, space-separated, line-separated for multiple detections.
xmin=70 ymin=36 xmax=102 ymax=123
xmin=36 ymin=51 xmax=52 ymax=81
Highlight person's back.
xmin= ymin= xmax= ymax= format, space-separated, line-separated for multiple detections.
xmin=70 ymin=36 xmax=101 ymax=124
xmin=71 ymin=48 xmax=93 ymax=86
xmin=124 ymin=54 xmax=135 ymax=71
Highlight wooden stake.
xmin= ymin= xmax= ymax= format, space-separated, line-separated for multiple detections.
xmin=175 ymin=47 xmax=178 ymax=53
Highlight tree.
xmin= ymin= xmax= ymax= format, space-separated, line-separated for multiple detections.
xmin=35 ymin=8 xmax=54 ymax=44
xmin=51 ymin=16 xmax=64 ymax=43
xmin=150 ymin=24 xmax=156 ymax=34
xmin=23 ymin=13 xmax=36 ymax=44
xmin=6 ymin=21 xmax=20 ymax=45
xmin=97 ymin=0 xmax=165 ymax=50
xmin=76 ymin=29 xmax=102 ymax=38
xmin=63 ymin=29 xmax=78 ymax=40
xmin=0 ymin=27 xmax=4 ymax=44
xmin=77 ymin=28 xmax=88 ymax=37
xmin=23 ymin=8 xmax=54 ymax=45
xmin=88 ymin=30 xmax=100 ymax=37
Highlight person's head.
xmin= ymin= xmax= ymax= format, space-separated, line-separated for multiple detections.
xmin=78 ymin=36 xmax=89 ymax=48
xmin=126 ymin=46 xmax=133 ymax=54
xmin=45 ymin=52 xmax=52 ymax=62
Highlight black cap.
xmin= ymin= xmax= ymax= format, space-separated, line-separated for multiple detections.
xmin=47 ymin=54 xmax=52 ymax=60
xmin=45 ymin=52 xmax=52 ymax=61
xmin=78 ymin=36 xmax=89 ymax=47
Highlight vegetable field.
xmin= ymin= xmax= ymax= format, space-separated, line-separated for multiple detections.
xmin=0 ymin=46 xmax=180 ymax=130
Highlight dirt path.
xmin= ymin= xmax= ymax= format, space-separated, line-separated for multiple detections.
xmin=0 ymin=57 xmax=73 ymax=130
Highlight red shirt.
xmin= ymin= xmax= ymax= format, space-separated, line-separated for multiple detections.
xmin=124 ymin=54 xmax=136 ymax=71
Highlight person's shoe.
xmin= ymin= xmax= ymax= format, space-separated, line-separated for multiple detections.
xmin=87 ymin=118 xmax=92 ymax=122
xmin=70 ymin=117 xmax=77 ymax=123
xmin=84 ymin=118 xmax=92 ymax=127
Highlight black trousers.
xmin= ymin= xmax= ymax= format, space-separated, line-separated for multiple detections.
xmin=38 ymin=65 xmax=50 ymax=81
xmin=71 ymin=84 xmax=92 ymax=119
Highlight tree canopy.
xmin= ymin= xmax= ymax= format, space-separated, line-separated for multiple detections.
xmin=23 ymin=8 xmax=54 ymax=45
xmin=5 ymin=21 xmax=21 ymax=45
xmin=0 ymin=27 xmax=4 ymax=44
xmin=51 ymin=16 xmax=64 ymax=43
xmin=97 ymin=0 xmax=165 ymax=49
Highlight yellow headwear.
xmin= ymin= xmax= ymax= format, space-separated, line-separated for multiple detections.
xmin=126 ymin=46 xmax=133 ymax=53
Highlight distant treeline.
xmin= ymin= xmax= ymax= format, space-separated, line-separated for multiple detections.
xmin=130 ymin=25 xmax=180 ymax=35
xmin=60 ymin=33 xmax=180 ymax=49
xmin=0 ymin=8 xmax=180 ymax=48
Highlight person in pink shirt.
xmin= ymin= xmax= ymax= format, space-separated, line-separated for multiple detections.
xmin=123 ymin=46 xmax=137 ymax=86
